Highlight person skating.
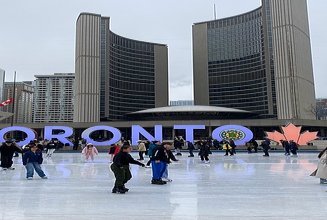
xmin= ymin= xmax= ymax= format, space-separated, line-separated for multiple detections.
xmin=82 ymin=143 xmax=99 ymax=162
xmin=199 ymin=141 xmax=210 ymax=163
xmin=311 ymin=147 xmax=327 ymax=184
xmin=289 ymin=140 xmax=298 ymax=157
xmin=137 ymin=141 xmax=146 ymax=161
xmin=45 ymin=139 xmax=58 ymax=158
xmin=213 ymin=139 xmax=220 ymax=150
xmin=230 ymin=139 xmax=237 ymax=155
xmin=261 ymin=139 xmax=271 ymax=157
xmin=252 ymin=139 xmax=258 ymax=153
xmin=281 ymin=140 xmax=290 ymax=156
xmin=222 ymin=140 xmax=233 ymax=156
xmin=187 ymin=141 xmax=195 ymax=157
xmin=145 ymin=141 xmax=158 ymax=167
xmin=22 ymin=141 xmax=35 ymax=154
xmin=22 ymin=144 xmax=47 ymax=180
xmin=108 ymin=143 xmax=121 ymax=162
xmin=174 ymin=136 xmax=183 ymax=156
xmin=110 ymin=145 xmax=145 ymax=194
xmin=0 ymin=139 xmax=22 ymax=170
xmin=151 ymin=142 xmax=169 ymax=185
xmin=162 ymin=143 xmax=175 ymax=182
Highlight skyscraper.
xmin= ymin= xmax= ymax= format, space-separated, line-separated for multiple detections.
xmin=74 ymin=13 xmax=169 ymax=122
xmin=193 ymin=0 xmax=315 ymax=119
xmin=33 ymin=73 xmax=75 ymax=123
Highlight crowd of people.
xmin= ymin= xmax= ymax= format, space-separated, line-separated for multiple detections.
xmin=0 ymin=136 xmax=326 ymax=194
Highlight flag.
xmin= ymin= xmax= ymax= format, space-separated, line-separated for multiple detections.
xmin=0 ymin=98 xmax=14 ymax=107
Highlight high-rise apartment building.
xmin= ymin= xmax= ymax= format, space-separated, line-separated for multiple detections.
xmin=2 ymin=82 xmax=34 ymax=124
xmin=193 ymin=0 xmax=315 ymax=119
xmin=74 ymin=13 xmax=169 ymax=122
xmin=33 ymin=73 xmax=75 ymax=123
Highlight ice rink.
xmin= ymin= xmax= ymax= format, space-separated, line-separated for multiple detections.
xmin=0 ymin=152 xmax=326 ymax=220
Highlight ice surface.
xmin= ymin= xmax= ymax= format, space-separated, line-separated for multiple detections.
xmin=0 ymin=152 xmax=326 ymax=220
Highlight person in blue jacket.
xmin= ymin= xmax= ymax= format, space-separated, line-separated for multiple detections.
xmin=145 ymin=141 xmax=160 ymax=167
xmin=22 ymin=144 xmax=47 ymax=180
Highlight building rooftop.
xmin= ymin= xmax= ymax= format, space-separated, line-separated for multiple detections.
xmin=127 ymin=105 xmax=257 ymax=120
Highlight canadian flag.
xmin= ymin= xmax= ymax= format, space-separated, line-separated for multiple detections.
xmin=0 ymin=98 xmax=14 ymax=107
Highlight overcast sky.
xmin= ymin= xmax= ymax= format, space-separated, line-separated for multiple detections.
xmin=0 ymin=0 xmax=326 ymax=100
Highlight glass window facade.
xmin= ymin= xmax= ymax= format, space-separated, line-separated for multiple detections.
xmin=100 ymin=21 xmax=156 ymax=121
xmin=206 ymin=7 xmax=276 ymax=117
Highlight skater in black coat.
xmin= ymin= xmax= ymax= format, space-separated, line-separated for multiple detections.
xmin=199 ymin=141 xmax=210 ymax=163
xmin=111 ymin=145 xmax=145 ymax=194
xmin=187 ymin=141 xmax=195 ymax=157
xmin=289 ymin=140 xmax=299 ymax=157
xmin=0 ymin=140 xmax=22 ymax=170
xmin=261 ymin=139 xmax=271 ymax=157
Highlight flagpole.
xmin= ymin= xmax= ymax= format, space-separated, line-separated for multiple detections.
xmin=11 ymin=71 xmax=16 ymax=127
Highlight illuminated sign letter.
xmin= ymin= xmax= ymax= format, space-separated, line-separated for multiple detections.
xmin=173 ymin=125 xmax=205 ymax=142
xmin=44 ymin=126 xmax=74 ymax=147
xmin=131 ymin=125 xmax=163 ymax=145
xmin=81 ymin=126 xmax=122 ymax=146
xmin=0 ymin=126 xmax=36 ymax=147
xmin=212 ymin=125 xmax=253 ymax=145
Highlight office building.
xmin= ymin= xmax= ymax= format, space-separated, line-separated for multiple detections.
xmin=0 ymin=68 xmax=5 ymax=101
xmin=33 ymin=73 xmax=75 ymax=123
xmin=193 ymin=0 xmax=316 ymax=119
xmin=2 ymin=81 xmax=34 ymax=124
xmin=74 ymin=13 xmax=169 ymax=122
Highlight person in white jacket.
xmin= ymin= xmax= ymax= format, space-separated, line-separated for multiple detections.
xmin=82 ymin=143 xmax=99 ymax=162
xmin=137 ymin=141 xmax=146 ymax=161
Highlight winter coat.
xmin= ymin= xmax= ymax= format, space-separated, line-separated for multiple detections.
xmin=187 ymin=142 xmax=195 ymax=150
xmin=109 ymin=145 xmax=121 ymax=156
xmin=316 ymin=151 xmax=327 ymax=179
xmin=138 ymin=142 xmax=146 ymax=152
xmin=151 ymin=145 xmax=169 ymax=163
xmin=22 ymin=150 xmax=43 ymax=165
xmin=174 ymin=139 xmax=183 ymax=150
xmin=147 ymin=143 xmax=157 ymax=158
xmin=199 ymin=144 xmax=210 ymax=157
xmin=82 ymin=146 xmax=98 ymax=157
xmin=0 ymin=143 xmax=22 ymax=158
xmin=113 ymin=151 xmax=144 ymax=168
xmin=261 ymin=140 xmax=271 ymax=150
xmin=222 ymin=143 xmax=232 ymax=150
xmin=229 ymin=141 xmax=236 ymax=148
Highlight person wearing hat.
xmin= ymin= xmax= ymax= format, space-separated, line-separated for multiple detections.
xmin=0 ymin=139 xmax=22 ymax=170
xmin=22 ymin=141 xmax=35 ymax=154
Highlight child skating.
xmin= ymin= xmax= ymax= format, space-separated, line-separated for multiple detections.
xmin=110 ymin=145 xmax=145 ymax=194
xmin=82 ymin=143 xmax=99 ymax=162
